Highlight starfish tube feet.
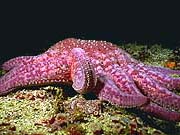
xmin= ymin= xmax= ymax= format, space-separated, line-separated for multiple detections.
xmin=71 ymin=48 xmax=97 ymax=94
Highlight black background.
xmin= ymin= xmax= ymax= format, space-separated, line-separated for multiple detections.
xmin=0 ymin=1 xmax=180 ymax=64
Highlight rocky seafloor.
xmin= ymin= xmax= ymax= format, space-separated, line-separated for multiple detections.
xmin=0 ymin=44 xmax=180 ymax=135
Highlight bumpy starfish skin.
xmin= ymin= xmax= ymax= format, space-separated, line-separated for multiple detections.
xmin=0 ymin=38 xmax=180 ymax=121
xmin=2 ymin=56 xmax=36 ymax=71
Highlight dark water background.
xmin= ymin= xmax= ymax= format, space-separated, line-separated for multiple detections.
xmin=0 ymin=31 xmax=179 ymax=65
xmin=0 ymin=1 xmax=180 ymax=65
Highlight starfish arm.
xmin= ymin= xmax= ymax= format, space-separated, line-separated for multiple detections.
xmin=141 ymin=102 xmax=180 ymax=121
xmin=146 ymin=71 xmax=180 ymax=90
xmin=108 ymin=66 xmax=146 ymax=95
xmin=96 ymin=75 xmax=148 ymax=108
xmin=136 ymin=64 xmax=180 ymax=90
xmin=0 ymin=56 xmax=71 ymax=95
xmin=2 ymin=56 xmax=35 ymax=71
xmin=70 ymin=48 xmax=97 ymax=94
xmin=146 ymin=65 xmax=180 ymax=75
xmin=129 ymin=69 xmax=180 ymax=112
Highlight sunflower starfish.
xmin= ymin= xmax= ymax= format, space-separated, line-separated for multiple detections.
xmin=1 ymin=38 xmax=180 ymax=121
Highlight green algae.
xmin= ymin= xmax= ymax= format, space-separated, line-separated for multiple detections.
xmin=0 ymin=89 xmax=173 ymax=135
xmin=0 ymin=87 xmax=169 ymax=135
xmin=144 ymin=45 xmax=174 ymax=66
xmin=121 ymin=44 xmax=174 ymax=66
xmin=0 ymin=90 xmax=57 ymax=134
xmin=0 ymin=44 xmax=180 ymax=135
xmin=0 ymin=70 xmax=6 ymax=76
xmin=170 ymin=74 xmax=180 ymax=78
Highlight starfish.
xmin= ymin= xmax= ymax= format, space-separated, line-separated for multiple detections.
xmin=0 ymin=38 xmax=180 ymax=121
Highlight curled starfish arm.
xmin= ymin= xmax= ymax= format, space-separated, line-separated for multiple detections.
xmin=70 ymin=48 xmax=97 ymax=94
xmin=109 ymin=67 xmax=146 ymax=95
xmin=96 ymin=75 xmax=148 ymax=108
xmin=141 ymin=102 xmax=180 ymax=122
xmin=2 ymin=56 xmax=35 ymax=71
xmin=69 ymin=47 xmax=148 ymax=107
xmin=129 ymin=69 xmax=180 ymax=112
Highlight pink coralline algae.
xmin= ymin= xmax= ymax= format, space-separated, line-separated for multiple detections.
xmin=0 ymin=38 xmax=180 ymax=121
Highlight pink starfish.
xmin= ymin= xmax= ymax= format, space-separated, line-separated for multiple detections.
xmin=1 ymin=38 xmax=180 ymax=121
